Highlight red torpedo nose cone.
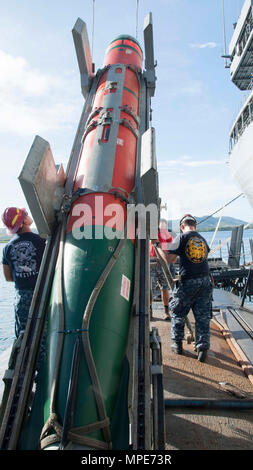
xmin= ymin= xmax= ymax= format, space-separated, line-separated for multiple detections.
xmin=103 ymin=34 xmax=143 ymax=70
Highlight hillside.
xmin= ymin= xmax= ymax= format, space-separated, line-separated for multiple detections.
xmin=170 ymin=215 xmax=249 ymax=232
xmin=196 ymin=215 xmax=247 ymax=231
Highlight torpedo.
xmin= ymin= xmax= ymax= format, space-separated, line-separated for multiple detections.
xmin=0 ymin=13 xmax=162 ymax=451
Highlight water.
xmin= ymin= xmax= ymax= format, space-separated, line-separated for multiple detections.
xmin=0 ymin=243 xmax=15 ymax=354
xmin=0 ymin=243 xmax=15 ymax=399
xmin=199 ymin=228 xmax=253 ymax=264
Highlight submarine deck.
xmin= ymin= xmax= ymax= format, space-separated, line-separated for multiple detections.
xmin=151 ymin=289 xmax=253 ymax=450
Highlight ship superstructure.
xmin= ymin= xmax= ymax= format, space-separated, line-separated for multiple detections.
xmin=228 ymin=0 xmax=253 ymax=207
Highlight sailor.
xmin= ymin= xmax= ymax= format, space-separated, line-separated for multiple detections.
xmin=150 ymin=219 xmax=173 ymax=320
xmin=1 ymin=207 xmax=46 ymax=339
xmin=164 ymin=214 xmax=213 ymax=362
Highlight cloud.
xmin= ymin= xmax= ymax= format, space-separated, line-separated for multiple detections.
xmin=0 ymin=50 xmax=62 ymax=96
xmin=0 ymin=99 xmax=77 ymax=136
xmin=161 ymin=77 xmax=205 ymax=98
xmin=180 ymin=80 xmax=204 ymax=96
xmin=158 ymin=176 xmax=241 ymax=221
xmin=189 ymin=42 xmax=219 ymax=49
xmin=0 ymin=49 xmax=80 ymax=136
xmin=158 ymin=157 xmax=223 ymax=168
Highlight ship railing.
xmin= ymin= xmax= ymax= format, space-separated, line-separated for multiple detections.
xmin=229 ymin=98 xmax=253 ymax=153
xmin=231 ymin=11 xmax=253 ymax=60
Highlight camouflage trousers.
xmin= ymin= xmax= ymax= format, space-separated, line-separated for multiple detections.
xmin=150 ymin=261 xmax=169 ymax=291
xmin=14 ymin=289 xmax=46 ymax=370
xmin=14 ymin=289 xmax=34 ymax=338
xmin=170 ymin=276 xmax=213 ymax=351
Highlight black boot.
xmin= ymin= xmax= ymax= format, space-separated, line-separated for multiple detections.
xmin=197 ymin=349 xmax=208 ymax=362
xmin=164 ymin=305 xmax=171 ymax=321
xmin=150 ymin=306 xmax=154 ymax=320
xmin=171 ymin=341 xmax=183 ymax=355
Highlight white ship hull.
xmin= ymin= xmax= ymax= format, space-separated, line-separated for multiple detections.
xmin=230 ymin=118 xmax=253 ymax=208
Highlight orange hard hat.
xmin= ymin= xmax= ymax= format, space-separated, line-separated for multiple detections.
xmin=2 ymin=207 xmax=28 ymax=235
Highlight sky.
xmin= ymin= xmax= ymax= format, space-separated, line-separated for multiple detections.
xmin=0 ymin=0 xmax=252 ymax=228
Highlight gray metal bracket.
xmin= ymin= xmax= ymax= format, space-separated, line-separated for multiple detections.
xmin=143 ymin=12 xmax=156 ymax=97
xmin=72 ymin=18 xmax=94 ymax=99
xmin=18 ymin=136 xmax=65 ymax=237
xmin=140 ymin=127 xmax=159 ymax=207
xmin=150 ymin=327 xmax=165 ymax=450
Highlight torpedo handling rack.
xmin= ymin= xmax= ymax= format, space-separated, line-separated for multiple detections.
xmin=0 ymin=13 xmax=165 ymax=450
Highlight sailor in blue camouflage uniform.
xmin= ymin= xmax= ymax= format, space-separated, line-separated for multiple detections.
xmin=165 ymin=214 xmax=213 ymax=362
xmin=2 ymin=207 xmax=46 ymax=370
